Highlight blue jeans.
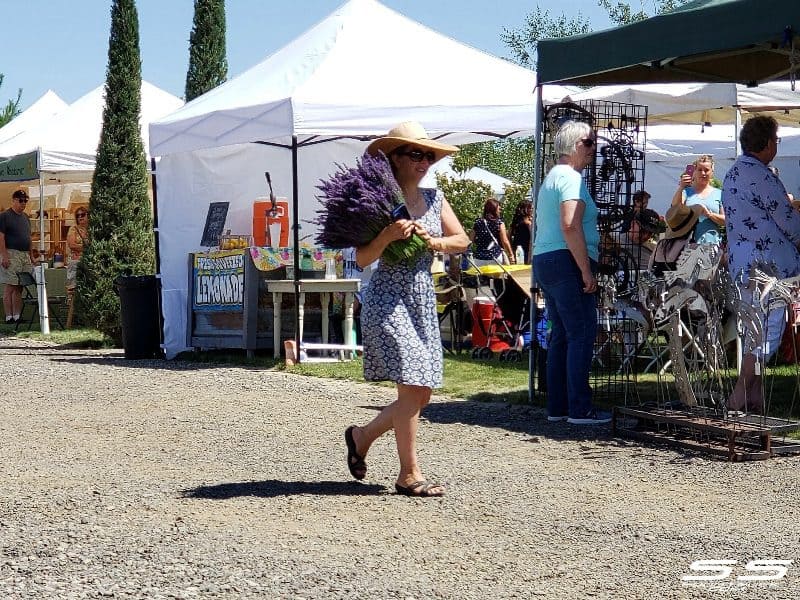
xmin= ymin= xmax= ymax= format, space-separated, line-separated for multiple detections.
xmin=533 ymin=250 xmax=597 ymax=418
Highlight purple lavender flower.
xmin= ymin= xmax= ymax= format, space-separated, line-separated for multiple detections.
xmin=312 ymin=152 xmax=427 ymax=265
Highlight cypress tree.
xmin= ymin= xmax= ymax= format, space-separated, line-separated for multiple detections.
xmin=184 ymin=0 xmax=228 ymax=102
xmin=77 ymin=0 xmax=153 ymax=342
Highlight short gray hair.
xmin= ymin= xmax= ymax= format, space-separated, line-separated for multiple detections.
xmin=554 ymin=120 xmax=592 ymax=158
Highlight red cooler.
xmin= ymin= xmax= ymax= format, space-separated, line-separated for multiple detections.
xmin=471 ymin=297 xmax=510 ymax=351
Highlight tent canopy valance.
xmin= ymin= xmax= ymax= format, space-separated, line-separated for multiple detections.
xmin=149 ymin=0 xmax=575 ymax=157
xmin=537 ymin=0 xmax=800 ymax=86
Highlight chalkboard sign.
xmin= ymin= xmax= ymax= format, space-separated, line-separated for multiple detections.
xmin=200 ymin=202 xmax=230 ymax=247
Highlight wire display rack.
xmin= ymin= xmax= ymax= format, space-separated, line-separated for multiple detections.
xmin=537 ymin=100 xmax=648 ymax=405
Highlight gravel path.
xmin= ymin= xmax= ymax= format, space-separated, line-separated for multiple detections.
xmin=0 ymin=336 xmax=798 ymax=599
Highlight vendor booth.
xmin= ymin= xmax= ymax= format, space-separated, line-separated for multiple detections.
xmin=150 ymin=0 xmax=575 ymax=359
xmin=534 ymin=0 xmax=800 ymax=458
xmin=0 ymin=81 xmax=182 ymax=331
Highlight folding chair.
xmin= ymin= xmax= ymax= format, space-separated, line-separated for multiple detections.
xmin=15 ymin=271 xmax=65 ymax=331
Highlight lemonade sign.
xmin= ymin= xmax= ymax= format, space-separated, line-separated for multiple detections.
xmin=193 ymin=250 xmax=245 ymax=311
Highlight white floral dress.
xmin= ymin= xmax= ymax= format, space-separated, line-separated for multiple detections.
xmin=361 ymin=188 xmax=443 ymax=388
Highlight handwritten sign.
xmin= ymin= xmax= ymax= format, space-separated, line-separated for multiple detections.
xmin=192 ymin=250 xmax=245 ymax=311
xmin=200 ymin=202 xmax=230 ymax=248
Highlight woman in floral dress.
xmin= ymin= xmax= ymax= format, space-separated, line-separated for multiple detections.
xmin=344 ymin=122 xmax=469 ymax=497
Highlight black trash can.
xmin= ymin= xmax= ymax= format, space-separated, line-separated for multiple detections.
xmin=116 ymin=275 xmax=162 ymax=360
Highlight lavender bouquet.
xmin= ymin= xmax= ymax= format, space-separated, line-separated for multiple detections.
xmin=312 ymin=152 xmax=428 ymax=265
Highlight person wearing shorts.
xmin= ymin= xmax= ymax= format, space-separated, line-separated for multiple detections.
xmin=0 ymin=189 xmax=34 ymax=324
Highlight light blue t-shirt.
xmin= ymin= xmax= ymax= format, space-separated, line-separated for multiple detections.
xmin=533 ymin=164 xmax=599 ymax=261
xmin=685 ymin=186 xmax=723 ymax=244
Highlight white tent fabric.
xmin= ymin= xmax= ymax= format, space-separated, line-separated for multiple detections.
xmin=637 ymin=123 xmax=800 ymax=216
xmin=0 ymin=90 xmax=67 ymax=146
xmin=570 ymin=81 xmax=800 ymax=126
xmin=151 ymin=0 xmax=572 ymax=358
xmin=150 ymin=0 xmax=574 ymax=156
xmin=569 ymin=82 xmax=738 ymax=122
xmin=420 ymin=156 xmax=515 ymax=197
xmin=0 ymin=81 xmax=183 ymax=179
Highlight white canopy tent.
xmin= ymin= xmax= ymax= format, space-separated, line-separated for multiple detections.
xmin=150 ymin=0 xmax=574 ymax=358
xmin=642 ymin=123 xmax=800 ymax=216
xmin=0 ymin=81 xmax=182 ymax=333
xmin=0 ymin=90 xmax=67 ymax=146
xmin=567 ymin=81 xmax=800 ymax=214
xmin=420 ymin=156 xmax=516 ymax=198
xmin=0 ymin=80 xmax=183 ymax=189
xmin=569 ymin=80 xmax=800 ymax=142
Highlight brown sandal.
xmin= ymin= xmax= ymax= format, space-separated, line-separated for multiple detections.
xmin=394 ymin=480 xmax=446 ymax=497
xmin=345 ymin=426 xmax=367 ymax=480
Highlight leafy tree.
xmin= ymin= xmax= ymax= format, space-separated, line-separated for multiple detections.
xmin=501 ymin=184 xmax=530 ymax=229
xmin=599 ymin=0 xmax=688 ymax=26
xmin=0 ymin=74 xmax=22 ymax=128
xmin=184 ymin=0 xmax=228 ymax=102
xmin=453 ymin=138 xmax=536 ymax=187
xmin=435 ymin=174 xmax=492 ymax=234
xmin=471 ymin=1 xmax=692 ymax=191
xmin=503 ymin=1 xmax=691 ymax=69
xmin=77 ymin=0 xmax=154 ymax=342
xmin=501 ymin=7 xmax=591 ymax=69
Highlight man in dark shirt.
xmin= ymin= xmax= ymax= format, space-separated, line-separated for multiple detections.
xmin=0 ymin=189 xmax=33 ymax=324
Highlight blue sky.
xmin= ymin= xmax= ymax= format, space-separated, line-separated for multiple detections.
xmin=1 ymin=0 xmax=614 ymax=110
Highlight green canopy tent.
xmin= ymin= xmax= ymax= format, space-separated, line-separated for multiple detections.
xmin=528 ymin=0 xmax=800 ymax=400
xmin=0 ymin=150 xmax=54 ymax=333
xmin=536 ymin=0 xmax=800 ymax=86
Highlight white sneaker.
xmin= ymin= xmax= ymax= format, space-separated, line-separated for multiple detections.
xmin=567 ymin=410 xmax=612 ymax=425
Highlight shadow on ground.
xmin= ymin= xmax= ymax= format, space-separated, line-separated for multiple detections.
xmin=421 ymin=398 xmax=620 ymax=442
xmin=183 ymin=479 xmax=386 ymax=499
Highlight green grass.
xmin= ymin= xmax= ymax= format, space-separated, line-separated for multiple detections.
xmin=0 ymin=323 xmax=113 ymax=349
xmin=176 ymin=348 xmax=533 ymax=403
xmin=4 ymin=326 xmax=800 ymax=425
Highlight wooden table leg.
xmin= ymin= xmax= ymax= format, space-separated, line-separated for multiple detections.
xmin=344 ymin=292 xmax=354 ymax=353
xmin=272 ymin=291 xmax=282 ymax=359
xmin=298 ymin=292 xmax=306 ymax=345
xmin=321 ymin=292 xmax=330 ymax=345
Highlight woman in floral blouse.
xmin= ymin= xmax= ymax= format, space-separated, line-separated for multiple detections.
xmin=723 ymin=116 xmax=800 ymax=413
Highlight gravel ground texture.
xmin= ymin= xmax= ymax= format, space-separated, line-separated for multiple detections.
xmin=1 ymin=336 xmax=799 ymax=600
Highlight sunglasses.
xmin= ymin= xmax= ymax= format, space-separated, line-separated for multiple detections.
xmin=15 ymin=198 xmax=29 ymax=203
xmin=580 ymin=137 xmax=597 ymax=148
xmin=401 ymin=148 xmax=437 ymax=163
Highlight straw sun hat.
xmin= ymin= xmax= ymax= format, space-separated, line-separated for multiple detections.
xmin=664 ymin=204 xmax=703 ymax=239
xmin=366 ymin=121 xmax=459 ymax=163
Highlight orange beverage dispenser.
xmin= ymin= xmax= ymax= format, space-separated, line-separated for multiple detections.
xmin=252 ymin=197 xmax=290 ymax=248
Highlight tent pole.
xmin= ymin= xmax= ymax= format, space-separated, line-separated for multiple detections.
xmin=529 ymin=84 xmax=545 ymax=403
xmin=151 ymin=157 xmax=164 ymax=349
xmin=292 ymin=136 xmax=301 ymax=360
xmin=734 ymin=107 xmax=742 ymax=158
xmin=36 ymin=156 xmax=50 ymax=335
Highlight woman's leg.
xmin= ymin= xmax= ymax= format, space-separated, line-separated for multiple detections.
xmin=543 ymin=291 xmax=568 ymax=418
xmin=351 ymin=384 xmax=441 ymax=491
xmin=534 ymin=250 xmax=596 ymax=418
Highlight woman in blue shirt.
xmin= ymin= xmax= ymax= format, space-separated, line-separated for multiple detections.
xmin=670 ymin=154 xmax=725 ymax=245
xmin=532 ymin=120 xmax=609 ymax=425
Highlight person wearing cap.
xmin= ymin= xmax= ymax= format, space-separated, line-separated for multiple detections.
xmin=344 ymin=121 xmax=469 ymax=497
xmin=723 ymin=115 xmax=800 ymax=413
xmin=0 ymin=189 xmax=34 ymax=324
xmin=533 ymin=120 xmax=610 ymax=425
xmin=648 ymin=204 xmax=703 ymax=276
xmin=671 ymin=154 xmax=725 ymax=245
xmin=622 ymin=207 xmax=665 ymax=270
xmin=621 ymin=189 xmax=652 ymax=233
